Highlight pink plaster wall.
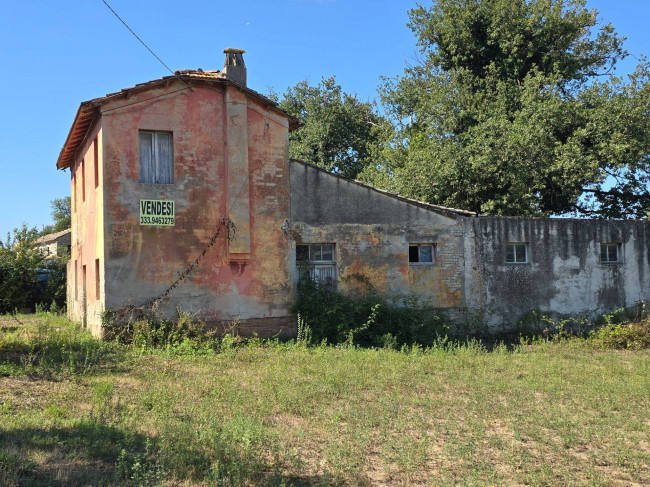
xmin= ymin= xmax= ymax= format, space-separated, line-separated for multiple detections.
xmin=69 ymin=122 xmax=104 ymax=333
xmin=99 ymin=81 xmax=293 ymax=329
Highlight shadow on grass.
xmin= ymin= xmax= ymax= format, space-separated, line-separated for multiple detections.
xmin=0 ymin=422 xmax=341 ymax=486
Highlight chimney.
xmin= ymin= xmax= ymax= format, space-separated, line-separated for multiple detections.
xmin=223 ymin=48 xmax=246 ymax=86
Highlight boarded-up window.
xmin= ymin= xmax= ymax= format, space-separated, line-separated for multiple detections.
xmin=74 ymin=260 xmax=78 ymax=300
xmin=94 ymin=136 xmax=99 ymax=189
xmin=95 ymin=259 xmax=100 ymax=299
xmin=139 ymin=131 xmax=173 ymax=184
xmin=81 ymin=158 xmax=85 ymax=201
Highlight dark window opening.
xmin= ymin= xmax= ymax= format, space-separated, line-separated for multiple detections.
xmin=409 ymin=244 xmax=435 ymax=264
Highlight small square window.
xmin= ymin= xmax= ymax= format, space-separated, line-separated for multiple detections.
xmin=600 ymin=243 xmax=621 ymax=263
xmin=506 ymin=243 xmax=528 ymax=263
xmin=409 ymin=244 xmax=436 ymax=264
xmin=139 ymin=131 xmax=173 ymax=184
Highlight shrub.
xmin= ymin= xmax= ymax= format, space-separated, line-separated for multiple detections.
xmin=291 ymin=277 xmax=451 ymax=347
xmin=590 ymin=319 xmax=650 ymax=350
xmin=104 ymin=307 xmax=207 ymax=349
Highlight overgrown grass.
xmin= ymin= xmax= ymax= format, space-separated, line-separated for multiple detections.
xmin=1 ymin=313 xmax=649 ymax=486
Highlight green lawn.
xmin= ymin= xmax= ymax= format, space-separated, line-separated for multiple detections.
xmin=1 ymin=313 xmax=648 ymax=486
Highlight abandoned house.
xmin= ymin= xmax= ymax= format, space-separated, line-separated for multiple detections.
xmin=36 ymin=228 xmax=71 ymax=258
xmin=56 ymin=48 xmax=650 ymax=337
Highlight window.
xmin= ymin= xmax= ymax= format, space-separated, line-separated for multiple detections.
xmin=506 ymin=243 xmax=528 ymax=264
xmin=139 ymin=131 xmax=173 ymax=184
xmin=94 ymin=136 xmax=99 ymax=189
xmin=296 ymin=244 xmax=336 ymax=289
xmin=601 ymin=243 xmax=621 ymax=263
xmin=81 ymin=158 xmax=85 ymax=202
xmin=409 ymin=244 xmax=435 ymax=264
xmin=95 ymin=258 xmax=100 ymax=299
xmin=74 ymin=260 xmax=78 ymax=300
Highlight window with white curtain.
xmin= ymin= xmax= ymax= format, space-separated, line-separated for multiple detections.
xmin=139 ymin=131 xmax=173 ymax=184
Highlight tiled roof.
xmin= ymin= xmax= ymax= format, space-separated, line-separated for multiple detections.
xmin=36 ymin=228 xmax=71 ymax=245
xmin=56 ymin=70 xmax=300 ymax=170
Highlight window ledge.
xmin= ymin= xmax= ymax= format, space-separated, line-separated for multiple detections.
xmin=409 ymin=262 xmax=436 ymax=266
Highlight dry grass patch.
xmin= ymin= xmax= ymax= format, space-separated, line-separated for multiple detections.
xmin=1 ymin=314 xmax=649 ymax=486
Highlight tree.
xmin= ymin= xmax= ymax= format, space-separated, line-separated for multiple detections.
xmin=365 ymin=0 xmax=650 ymax=218
xmin=0 ymin=225 xmax=68 ymax=313
xmin=0 ymin=225 xmax=46 ymax=313
xmin=275 ymin=77 xmax=385 ymax=179
xmin=39 ymin=196 xmax=71 ymax=236
xmin=51 ymin=197 xmax=71 ymax=232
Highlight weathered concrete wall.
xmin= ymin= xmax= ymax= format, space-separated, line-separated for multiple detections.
xmin=100 ymin=81 xmax=293 ymax=334
xmin=463 ymin=216 xmax=650 ymax=327
xmin=289 ymin=161 xmax=465 ymax=309
xmin=68 ymin=122 xmax=104 ymax=334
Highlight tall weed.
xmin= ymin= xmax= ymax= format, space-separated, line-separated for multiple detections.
xmin=292 ymin=277 xmax=451 ymax=347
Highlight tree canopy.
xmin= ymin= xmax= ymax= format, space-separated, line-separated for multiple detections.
xmin=275 ymin=77 xmax=385 ymax=179
xmin=0 ymin=224 xmax=66 ymax=313
xmin=39 ymin=197 xmax=71 ymax=236
xmin=361 ymin=0 xmax=650 ymax=218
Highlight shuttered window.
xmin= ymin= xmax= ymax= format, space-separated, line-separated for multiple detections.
xmin=139 ymin=131 xmax=173 ymax=184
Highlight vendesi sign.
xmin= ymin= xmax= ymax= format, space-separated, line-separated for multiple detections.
xmin=140 ymin=199 xmax=175 ymax=226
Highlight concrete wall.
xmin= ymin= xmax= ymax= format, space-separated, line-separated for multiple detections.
xmin=68 ymin=122 xmax=104 ymax=334
xmin=289 ymin=161 xmax=465 ymax=309
xmin=99 ymin=81 xmax=293 ymax=336
xmin=290 ymin=163 xmax=650 ymax=329
xmin=463 ymin=216 xmax=650 ymax=327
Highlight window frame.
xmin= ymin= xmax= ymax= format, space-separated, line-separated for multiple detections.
xmin=408 ymin=244 xmax=436 ymax=265
xmin=93 ymin=136 xmax=99 ymax=189
xmin=296 ymin=243 xmax=336 ymax=289
xmin=600 ymin=243 xmax=621 ymax=264
xmin=139 ymin=130 xmax=174 ymax=184
xmin=506 ymin=242 xmax=529 ymax=264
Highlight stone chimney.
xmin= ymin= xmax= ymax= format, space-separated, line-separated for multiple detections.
xmin=223 ymin=48 xmax=246 ymax=86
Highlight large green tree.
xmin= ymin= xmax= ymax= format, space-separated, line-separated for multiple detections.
xmin=276 ymin=77 xmax=385 ymax=179
xmin=364 ymin=0 xmax=650 ymax=218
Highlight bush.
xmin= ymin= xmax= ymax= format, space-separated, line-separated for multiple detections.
xmin=104 ymin=307 xmax=210 ymax=350
xmin=590 ymin=319 xmax=650 ymax=350
xmin=291 ymin=277 xmax=451 ymax=347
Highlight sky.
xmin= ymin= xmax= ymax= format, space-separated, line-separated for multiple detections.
xmin=0 ymin=0 xmax=648 ymax=236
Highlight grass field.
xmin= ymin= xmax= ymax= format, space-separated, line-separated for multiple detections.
xmin=0 ymin=313 xmax=648 ymax=486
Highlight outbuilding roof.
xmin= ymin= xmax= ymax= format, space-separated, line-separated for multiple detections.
xmin=36 ymin=228 xmax=71 ymax=245
xmin=56 ymin=70 xmax=300 ymax=170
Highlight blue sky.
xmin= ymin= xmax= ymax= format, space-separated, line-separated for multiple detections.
xmin=0 ymin=0 xmax=648 ymax=236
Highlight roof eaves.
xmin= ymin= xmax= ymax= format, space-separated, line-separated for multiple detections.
xmin=56 ymin=102 xmax=100 ymax=170
xmin=57 ymin=71 xmax=301 ymax=171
